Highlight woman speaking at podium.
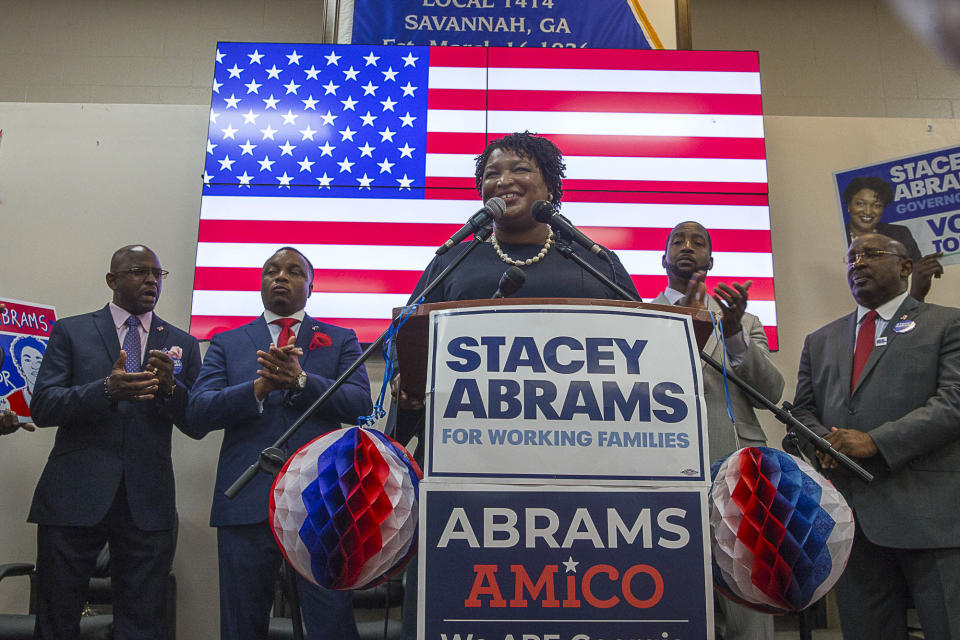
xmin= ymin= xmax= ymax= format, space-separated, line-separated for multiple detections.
xmin=409 ymin=131 xmax=640 ymax=303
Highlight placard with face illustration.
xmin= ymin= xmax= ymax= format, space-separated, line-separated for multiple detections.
xmin=0 ymin=298 xmax=57 ymax=420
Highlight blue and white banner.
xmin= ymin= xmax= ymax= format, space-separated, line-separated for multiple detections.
xmin=351 ymin=0 xmax=676 ymax=49
xmin=834 ymin=145 xmax=960 ymax=265
xmin=424 ymin=304 xmax=708 ymax=483
xmin=419 ymin=484 xmax=713 ymax=640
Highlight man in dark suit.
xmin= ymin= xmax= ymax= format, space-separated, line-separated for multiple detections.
xmin=187 ymin=246 xmax=372 ymax=640
xmin=652 ymin=221 xmax=782 ymax=640
xmin=791 ymin=233 xmax=960 ymax=640
xmin=29 ymin=245 xmax=202 ymax=639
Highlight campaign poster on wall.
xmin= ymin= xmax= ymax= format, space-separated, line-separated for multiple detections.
xmin=424 ymin=304 xmax=708 ymax=484
xmin=834 ymin=145 xmax=960 ymax=266
xmin=0 ymin=298 xmax=57 ymax=420
xmin=418 ymin=484 xmax=713 ymax=640
xmin=351 ymin=0 xmax=681 ymax=50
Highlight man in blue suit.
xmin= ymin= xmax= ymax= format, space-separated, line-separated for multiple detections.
xmin=187 ymin=246 xmax=372 ymax=640
xmin=29 ymin=244 xmax=202 ymax=639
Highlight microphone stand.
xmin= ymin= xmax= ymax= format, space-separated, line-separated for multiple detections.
xmin=224 ymin=224 xmax=495 ymax=500
xmin=552 ymin=241 xmax=873 ymax=483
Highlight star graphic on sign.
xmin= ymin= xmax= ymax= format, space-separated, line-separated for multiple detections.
xmin=381 ymin=66 xmax=399 ymax=81
xmin=283 ymin=80 xmax=301 ymax=95
xmin=202 ymin=170 xmax=212 ymax=185
xmin=398 ymin=142 xmax=415 ymax=158
xmin=357 ymin=173 xmax=374 ymax=189
xmin=400 ymin=82 xmax=417 ymax=97
xmin=361 ymin=81 xmax=379 ymax=96
xmin=262 ymin=94 xmax=280 ymax=109
xmin=297 ymin=156 xmax=315 ymax=172
xmin=239 ymin=139 xmax=257 ymax=155
xmin=212 ymin=79 xmax=222 ymax=94
xmin=258 ymin=156 xmax=275 ymax=171
xmin=265 ymin=65 xmax=282 ymax=80
xmin=247 ymin=50 xmax=264 ymax=64
xmin=339 ymin=125 xmax=356 ymax=141
xmin=325 ymin=51 xmax=341 ymax=66
xmin=281 ymin=109 xmax=299 ymax=125
xmin=224 ymin=93 xmax=241 ymax=109
xmin=401 ymin=52 xmax=418 ymax=67
xmin=316 ymin=172 xmax=333 ymax=188
xmin=206 ymin=139 xmax=217 ymax=154
xmin=286 ymin=50 xmax=303 ymax=65
xmin=318 ymin=141 xmax=336 ymax=156
xmin=278 ymin=140 xmax=296 ymax=156
xmin=301 ymin=95 xmax=319 ymax=110
xmin=218 ymin=155 xmax=235 ymax=171
xmin=322 ymin=80 xmax=339 ymax=95
xmin=242 ymin=109 xmax=259 ymax=124
xmin=343 ymin=66 xmax=360 ymax=81
xmin=209 ymin=109 xmax=220 ymax=123
xmin=377 ymin=157 xmax=394 ymax=174
xmin=397 ymin=173 xmax=413 ymax=189
xmin=562 ymin=556 xmax=579 ymax=573
xmin=299 ymin=125 xmax=317 ymax=141
xmin=359 ymin=111 xmax=377 ymax=127
xmin=305 ymin=65 xmax=321 ymax=80
xmin=215 ymin=49 xmax=225 ymax=64
xmin=399 ymin=112 xmax=416 ymax=127
xmin=319 ymin=110 xmax=338 ymax=126
xmin=237 ymin=170 xmax=253 ymax=185
xmin=358 ymin=142 xmax=375 ymax=157
xmin=260 ymin=124 xmax=278 ymax=140
xmin=340 ymin=95 xmax=358 ymax=111
xmin=380 ymin=96 xmax=397 ymax=112
xmin=337 ymin=156 xmax=355 ymax=173
xmin=363 ymin=51 xmax=380 ymax=66
xmin=220 ymin=124 xmax=238 ymax=139
xmin=276 ymin=172 xmax=293 ymax=186
xmin=244 ymin=79 xmax=262 ymax=94
xmin=378 ymin=126 xmax=396 ymax=142
xmin=227 ymin=64 xmax=243 ymax=78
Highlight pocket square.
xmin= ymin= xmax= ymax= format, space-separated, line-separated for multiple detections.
xmin=309 ymin=332 xmax=332 ymax=350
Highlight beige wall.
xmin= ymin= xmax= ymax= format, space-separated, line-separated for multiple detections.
xmin=2 ymin=1 xmax=960 ymax=637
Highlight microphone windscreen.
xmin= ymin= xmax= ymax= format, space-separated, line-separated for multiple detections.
xmin=498 ymin=266 xmax=526 ymax=298
xmin=531 ymin=200 xmax=555 ymax=223
xmin=485 ymin=196 xmax=507 ymax=219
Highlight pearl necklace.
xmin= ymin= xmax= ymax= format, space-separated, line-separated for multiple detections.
xmin=491 ymin=228 xmax=554 ymax=266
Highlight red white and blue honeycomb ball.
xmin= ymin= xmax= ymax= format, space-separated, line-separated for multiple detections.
xmin=269 ymin=427 xmax=422 ymax=590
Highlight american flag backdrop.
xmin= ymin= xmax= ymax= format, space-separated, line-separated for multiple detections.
xmin=193 ymin=43 xmax=777 ymax=348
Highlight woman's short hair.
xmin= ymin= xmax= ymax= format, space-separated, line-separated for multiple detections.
xmin=474 ymin=131 xmax=566 ymax=207
xmin=843 ymin=176 xmax=894 ymax=207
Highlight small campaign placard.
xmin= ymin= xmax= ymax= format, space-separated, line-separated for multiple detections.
xmin=419 ymin=484 xmax=713 ymax=640
xmin=424 ymin=305 xmax=708 ymax=484
xmin=0 ymin=297 xmax=57 ymax=420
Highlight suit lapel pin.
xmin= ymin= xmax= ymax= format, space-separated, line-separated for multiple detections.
xmin=157 ymin=325 xmax=164 ymax=332
xmin=312 ymin=325 xmax=320 ymax=331
xmin=875 ymin=336 xmax=888 ymax=347
xmin=893 ymin=319 xmax=915 ymax=333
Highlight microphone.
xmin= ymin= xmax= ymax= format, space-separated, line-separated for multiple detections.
xmin=436 ymin=197 xmax=506 ymax=255
xmin=531 ymin=200 xmax=606 ymax=257
xmin=492 ymin=266 xmax=526 ymax=299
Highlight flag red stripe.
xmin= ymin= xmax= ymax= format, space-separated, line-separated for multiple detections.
xmin=426 ymin=131 xmax=767 ymax=159
xmin=485 ymin=90 xmax=763 ymax=115
xmin=427 ymin=88 xmax=488 ymax=110
xmin=425 ymin=176 xmax=768 ymax=194
xmin=486 ymin=48 xmax=759 ymax=73
xmin=632 ymin=276 xmax=776 ymax=300
xmin=420 ymin=182 xmax=770 ymax=205
xmin=764 ymin=326 xmax=779 ymax=351
xmin=429 ymin=46 xmax=488 ymax=68
xmin=586 ymin=227 xmax=772 ymax=252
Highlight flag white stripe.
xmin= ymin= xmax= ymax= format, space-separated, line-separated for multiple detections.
xmin=425 ymin=153 xmax=768 ymax=183
xmin=191 ymin=290 xmax=779 ymax=325
xmin=427 ymin=110 xmax=765 ymax=138
xmin=195 ymin=241 xmax=773 ymax=276
xmin=199 ymin=196 xmax=772 ymax=230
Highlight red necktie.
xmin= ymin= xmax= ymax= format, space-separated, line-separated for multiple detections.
xmin=270 ymin=318 xmax=297 ymax=347
xmin=851 ymin=309 xmax=878 ymax=392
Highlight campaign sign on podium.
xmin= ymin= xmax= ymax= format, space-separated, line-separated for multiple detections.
xmin=418 ymin=484 xmax=712 ymax=640
xmin=423 ymin=304 xmax=709 ymax=483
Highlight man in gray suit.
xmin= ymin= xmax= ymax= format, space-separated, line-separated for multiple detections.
xmin=791 ymin=233 xmax=960 ymax=640
xmin=653 ymin=221 xmax=783 ymax=640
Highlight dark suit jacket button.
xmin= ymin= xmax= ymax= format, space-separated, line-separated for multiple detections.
xmin=848 ymin=407 xmax=857 ymax=415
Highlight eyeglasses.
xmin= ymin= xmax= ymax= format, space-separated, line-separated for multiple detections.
xmin=842 ymin=249 xmax=906 ymax=265
xmin=115 ymin=267 xmax=170 ymax=280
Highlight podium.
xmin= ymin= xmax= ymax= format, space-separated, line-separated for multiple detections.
xmin=394 ymin=299 xmax=716 ymax=639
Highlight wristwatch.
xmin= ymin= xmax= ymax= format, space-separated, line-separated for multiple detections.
xmin=294 ymin=371 xmax=307 ymax=391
